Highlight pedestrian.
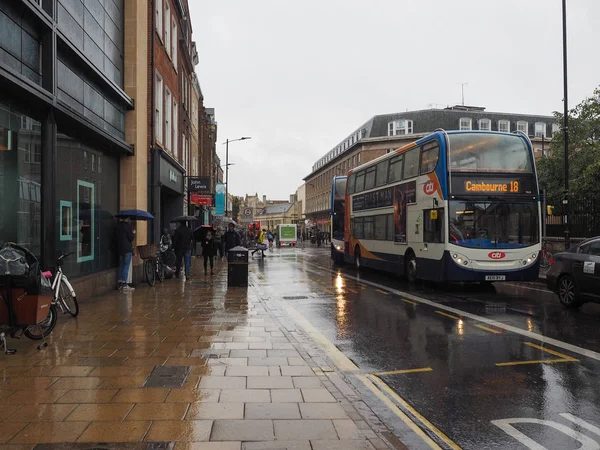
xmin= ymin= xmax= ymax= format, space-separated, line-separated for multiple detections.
xmin=214 ymin=227 xmax=224 ymax=259
xmin=223 ymin=222 xmax=241 ymax=258
xmin=267 ymin=230 xmax=274 ymax=248
xmin=173 ymin=221 xmax=193 ymax=280
xmin=116 ymin=217 xmax=135 ymax=291
xmin=202 ymin=230 xmax=217 ymax=275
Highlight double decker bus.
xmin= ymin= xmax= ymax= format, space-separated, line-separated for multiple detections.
xmin=343 ymin=130 xmax=541 ymax=282
xmin=330 ymin=175 xmax=347 ymax=263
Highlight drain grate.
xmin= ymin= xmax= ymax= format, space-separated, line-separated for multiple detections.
xmin=283 ymin=296 xmax=309 ymax=300
xmin=144 ymin=366 xmax=191 ymax=388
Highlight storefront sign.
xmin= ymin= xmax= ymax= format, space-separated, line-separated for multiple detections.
xmin=169 ymin=170 xmax=178 ymax=183
xmin=189 ymin=177 xmax=210 ymax=193
xmin=159 ymin=155 xmax=184 ymax=194
xmin=190 ymin=193 xmax=213 ymax=206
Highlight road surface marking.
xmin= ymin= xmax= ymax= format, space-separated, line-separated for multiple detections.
xmin=475 ymin=324 xmax=502 ymax=334
xmin=323 ymin=287 xmax=337 ymax=295
xmin=374 ymin=367 xmax=433 ymax=376
xmin=308 ymin=266 xmax=600 ymax=363
xmin=346 ymin=288 xmax=359 ymax=294
xmin=376 ymin=289 xmax=390 ymax=295
xmin=401 ymin=298 xmax=417 ymax=305
xmin=503 ymin=282 xmax=553 ymax=294
xmin=368 ymin=375 xmax=462 ymax=450
xmin=435 ymin=311 xmax=462 ymax=320
xmin=496 ymin=342 xmax=579 ymax=366
xmin=279 ymin=300 xmax=448 ymax=450
xmin=524 ymin=342 xmax=578 ymax=361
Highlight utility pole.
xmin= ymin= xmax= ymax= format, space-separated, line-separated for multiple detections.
xmin=458 ymin=83 xmax=468 ymax=106
xmin=225 ymin=138 xmax=229 ymax=217
xmin=562 ymin=0 xmax=570 ymax=250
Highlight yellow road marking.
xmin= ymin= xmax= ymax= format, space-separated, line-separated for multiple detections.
xmin=323 ymin=288 xmax=336 ymax=295
xmin=475 ymin=324 xmax=502 ymax=334
xmin=496 ymin=342 xmax=579 ymax=366
xmin=376 ymin=289 xmax=390 ymax=295
xmin=346 ymin=288 xmax=359 ymax=294
xmin=401 ymin=298 xmax=417 ymax=305
xmin=368 ymin=375 xmax=462 ymax=450
xmin=281 ymin=301 xmax=447 ymax=449
xmin=524 ymin=342 xmax=578 ymax=361
xmin=435 ymin=311 xmax=461 ymax=320
xmin=374 ymin=367 xmax=433 ymax=376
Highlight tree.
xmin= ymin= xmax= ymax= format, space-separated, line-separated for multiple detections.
xmin=537 ymin=87 xmax=600 ymax=203
xmin=232 ymin=196 xmax=241 ymax=222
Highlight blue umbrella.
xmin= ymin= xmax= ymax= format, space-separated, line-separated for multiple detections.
xmin=116 ymin=209 xmax=154 ymax=220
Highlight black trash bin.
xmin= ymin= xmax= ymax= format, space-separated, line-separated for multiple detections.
xmin=227 ymin=246 xmax=249 ymax=287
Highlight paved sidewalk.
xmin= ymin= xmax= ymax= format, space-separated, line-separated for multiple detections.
xmin=0 ymin=256 xmax=399 ymax=450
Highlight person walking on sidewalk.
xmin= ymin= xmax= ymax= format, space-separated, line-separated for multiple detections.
xmin=116 ymin=217 xmax=135 ymax=291
xmin=223 ymin=222 xmax=241 ymax=259
xmin=173 ymin=221 xmax=193 ymax=280
xmin=201 ymin=230 xmax=217 ymax=275
xmin=214 ymin=227 xmax=224 ymax=259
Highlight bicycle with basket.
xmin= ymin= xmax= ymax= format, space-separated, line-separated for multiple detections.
xmin=0 ymin=243 xmax=57 ymax=354
xmin=138 ymin=243 xmax=165 ymax=287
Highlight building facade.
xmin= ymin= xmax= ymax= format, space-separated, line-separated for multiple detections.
xmin=0 ymin=0 xmax=137 ymax=294
xmin=304 ymin=106 xmax=556 ymax=232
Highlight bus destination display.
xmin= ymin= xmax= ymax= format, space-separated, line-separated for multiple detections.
xmin=451 ymin=176 xmax=535 ymax=196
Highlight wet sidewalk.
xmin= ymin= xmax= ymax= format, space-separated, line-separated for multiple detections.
xmin=0 ymin=255 xmax=397 ymax=450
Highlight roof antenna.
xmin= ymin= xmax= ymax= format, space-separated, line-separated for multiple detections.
xmin=458 ymin=82 xmax=468 ymax=106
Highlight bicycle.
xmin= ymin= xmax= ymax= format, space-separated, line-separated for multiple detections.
xmin=140 ymin=244 xmax=164 ymax=286
xmin=540 ymin=240 xmax=554 ymax=269
xmin=44 ymin=252 xmax=78 ymax=317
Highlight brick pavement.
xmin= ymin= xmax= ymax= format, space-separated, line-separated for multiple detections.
xmin=0 ymin=256 xmax=400 ymax=450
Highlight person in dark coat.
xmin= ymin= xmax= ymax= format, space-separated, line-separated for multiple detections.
xmin=173 ymin=221 xmax=193 ymax=279
xmin=223 ymin=222 xmax=241 ymax=257
xmin=116 ymin=218 xmax=135 ymax=291
xmin=201 ymin=230 xmax=217 ymax=275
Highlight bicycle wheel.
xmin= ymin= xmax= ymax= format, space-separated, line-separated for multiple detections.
xmin=23 ymin=304 xmax=57 ymax=340
xmin=144 ymin=258 xmax=156 ymax=286
xmin=59 ymin=280 xmax=79 ymax=318
xmin=164 ymin=250 xmax=176 ymax=266
xmin=157 ymin=260 xmax=165 ymax=282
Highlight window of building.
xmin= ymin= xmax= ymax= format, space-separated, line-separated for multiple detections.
xmin=165 ymin=3 xmax=171 ymax=57
xmin=517 ymin=121 xmax=528 ymax=134
xmin=388 ymin=119 xmax=413 ymax=136
xmin=172 ymin=21 xmax=178 ymax=71
xmin=164 ymin=88 xmax=171 ymax=151
xmin=357 ymin=153 xmax=361 ymax=163
xmin=155 ymin=72 xmax=163 ymax=143
xmin=478 ymin=119 xmax=491 ymax=131
xmin=459 ymin=118 xmax=472 ymax=130
xmin=498 ymin=120 xmax=510 ymax=133
xmin=535 ymin=122 xmax=547 ymax=138
xmin=156 ymin=0 xmax=163 ymax=39
xmin=173 ymin=100 xmax=178 ymax=158
xmin=552 ymin=123 xmax=561 ymax=134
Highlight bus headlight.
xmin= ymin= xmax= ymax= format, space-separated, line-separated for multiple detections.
xmin=452 ymin=253 xmax=470 ymax=267
xmin=335 ymin=245 xmax=343 ymax=251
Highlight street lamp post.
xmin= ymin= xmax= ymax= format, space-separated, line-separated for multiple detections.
xmin=224 ymin=137 xmax=251 ymax=217
xmin=561 ymin=0 xmax=570 ymax=250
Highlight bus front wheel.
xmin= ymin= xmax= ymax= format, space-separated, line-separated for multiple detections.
xmin=354 ymin=246 xmax=362 ymax=271
xmin=405 ymin=251 xmax=417 ymax=283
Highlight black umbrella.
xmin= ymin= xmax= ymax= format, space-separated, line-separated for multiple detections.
xmin=116 ymin=209 xmax=154 ymax=221
xmin=193 ymin=225 xmax=216 ymax=241
xmin=170 ymin=215 xmax=197 ymax=223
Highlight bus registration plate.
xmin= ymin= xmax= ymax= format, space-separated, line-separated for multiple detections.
xmin=485 ymin=275 xmax=506 ymax=281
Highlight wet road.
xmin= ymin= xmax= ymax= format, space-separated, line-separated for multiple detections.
xmin=255 ymin=246 xmax=600 ymax=450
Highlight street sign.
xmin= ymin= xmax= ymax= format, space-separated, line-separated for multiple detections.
xmin=240 ymin=207 xmax=253 ymax=223
xmin=243 ymin=208 xmax=253 ymax=217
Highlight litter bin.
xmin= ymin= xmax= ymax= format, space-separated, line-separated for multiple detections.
xmin=227 ymin=246 xmax=249 ymax=287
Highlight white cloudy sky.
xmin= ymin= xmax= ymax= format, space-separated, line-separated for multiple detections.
xmin=190 ymin=0 xmax=600 ymax=200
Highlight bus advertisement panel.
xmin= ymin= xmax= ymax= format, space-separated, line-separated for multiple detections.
xmin=343 ymin=130 xmax=541 ymax=283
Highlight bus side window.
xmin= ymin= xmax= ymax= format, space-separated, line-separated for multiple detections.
xmin=403 ymin=148 xmax=419 ymax=179
xmin=376 ymin=161 xmax=389 ymax=187
xmin=355 ymin=170 xmax=365 ymax=193
xmin=424 ymin=208 xmax=444 ymax=243
xmin=388 ymin=155 xmax=403 ymax=183
xmin=347 ymin=173 xmax=356 ymax=194
xmin=386 ymin=214 xmax=394 ymax=241
xmin=421 ymin=142 xmax=440 ymax=174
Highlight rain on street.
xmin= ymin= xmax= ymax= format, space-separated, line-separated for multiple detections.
xmin=256 ymin=246 xmax=600 ymax=450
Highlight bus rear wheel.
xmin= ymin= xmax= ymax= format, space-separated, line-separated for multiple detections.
xmin=405 ymin=251 xmax=417 ymax=283
xmin=354 ymin=246 xmax=362 ymax=271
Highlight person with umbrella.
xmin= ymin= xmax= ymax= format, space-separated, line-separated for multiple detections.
xmin=116 ymin=217 xmax=135 ymax=292
xmin=173 ymin=220 xmax=193 ymax=280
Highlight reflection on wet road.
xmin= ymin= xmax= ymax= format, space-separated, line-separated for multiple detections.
xmin=259 ymin=247 xmax=600 ymax=450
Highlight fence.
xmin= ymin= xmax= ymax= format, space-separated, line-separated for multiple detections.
xmin=546 ymin=195 xmax=600 ymax=239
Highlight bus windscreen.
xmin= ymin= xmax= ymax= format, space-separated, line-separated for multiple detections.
xmin=448 ymin=133 xmax=532 ymax=173
xmin=331 ymin=177 xmax=346 ymax=241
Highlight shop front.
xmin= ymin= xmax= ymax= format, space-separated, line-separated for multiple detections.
xmin=153 ymin=150 xmax=185 ymax=238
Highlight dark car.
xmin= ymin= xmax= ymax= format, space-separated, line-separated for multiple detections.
xmin=546 ymin=237 xmax=600 ymax=308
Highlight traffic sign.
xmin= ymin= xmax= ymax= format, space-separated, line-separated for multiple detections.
xmin=243 ymin=208 xmax=253 ymax=216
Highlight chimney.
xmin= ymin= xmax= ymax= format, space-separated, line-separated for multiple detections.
xmin=262 ymin=195 xmax=266 ymax=204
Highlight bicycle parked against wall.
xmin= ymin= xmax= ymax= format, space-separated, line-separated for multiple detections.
xmin=139 ymin=244 xmax=164 ymax=286
xmin=43 ymin=252 xmax=78 ymax=317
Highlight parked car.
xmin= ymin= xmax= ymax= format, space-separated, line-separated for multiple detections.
xmin=546 ymin=237 xmax=600 ymax=308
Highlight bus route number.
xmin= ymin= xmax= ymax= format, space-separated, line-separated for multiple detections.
xmin=464 ymin=180 xmax=519 ymax=193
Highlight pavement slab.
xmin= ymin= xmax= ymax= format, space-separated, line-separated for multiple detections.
xmin=0 ymin=254 xmax=394 ymax=450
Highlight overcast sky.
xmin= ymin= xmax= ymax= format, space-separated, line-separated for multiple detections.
xmin=190 ymin=0 xmax=600 ymax=201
